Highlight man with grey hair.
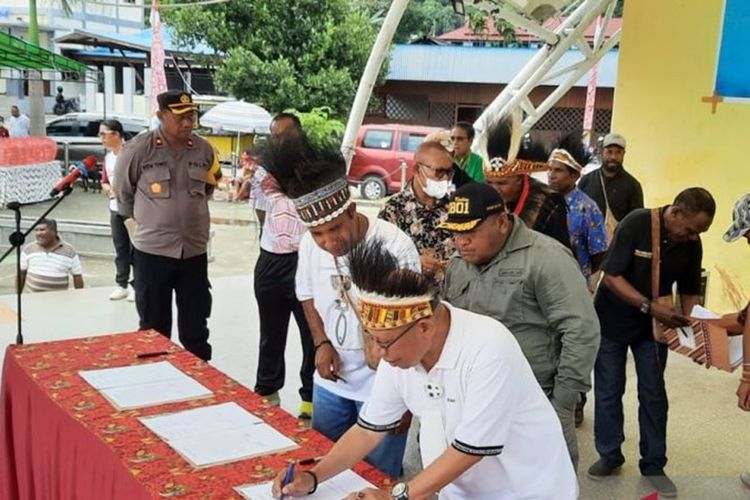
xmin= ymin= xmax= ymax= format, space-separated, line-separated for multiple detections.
xmin=20 ymin=219 xmax=84 ymax=292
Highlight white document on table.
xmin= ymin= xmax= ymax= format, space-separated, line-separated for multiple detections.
xmin=79 ymin=361 xmax=213 ymax=410
xmin=690 ymin=305 xmax=721 ymax=320
xmin=235 ymin=469 xmax=376 ymax=499
xmin=139 ymin=402 xmax=298 ymax=468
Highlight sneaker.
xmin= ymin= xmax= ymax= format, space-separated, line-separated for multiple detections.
xmin=741 ymin=471 xmax=750 ymax=489
xmin=109 ymin=287 xmax=129 ymax=301
xmin=298 ymin=401 xmax=313 ymax=420
xmin=127 ymin=288 xmax=136 ymax=302
xmin=644 ymin=474 xmax=677 ymax=498
xmin=263 ymin=392 xmax=280 ymax=407
xmin=587 ymin=459 xmax=621 ymax=480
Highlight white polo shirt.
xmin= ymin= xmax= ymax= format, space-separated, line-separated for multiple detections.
xmin=295 ymin=217 xmax=420 ymax=402
xmin=358 ymin=303 xmax=577 ymax=500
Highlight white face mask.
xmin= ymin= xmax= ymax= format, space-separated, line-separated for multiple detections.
xmin=422 ymin=176 xmax=455 ymax=199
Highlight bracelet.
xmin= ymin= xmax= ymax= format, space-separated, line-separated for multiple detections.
xmin=302 ymin=470 xmax=318 ymax=495
xmin=314 ymin=340 xmax=332 ymax=352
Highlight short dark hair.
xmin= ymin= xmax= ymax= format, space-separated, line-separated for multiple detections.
xmin=272 ymin=113 xmax=302 ymax=130
xmin=453 ymin=121 xmax=475 ymax=141
xmin=38 ymin=218 xmax=58 ymax=234
xmin=674 ymin=187 xmax=716 ymax=218
xmin=100 ymin=119 xmax=124 ymax=137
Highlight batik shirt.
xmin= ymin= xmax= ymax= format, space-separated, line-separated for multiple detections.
xmin=565 ymin=188 xmax=608 ymax=281
xmin=378 ymin=183 xmax=455 ymax=263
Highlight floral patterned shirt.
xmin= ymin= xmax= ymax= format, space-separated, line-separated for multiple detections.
xmin=378 ymin=184 xmax=455 ymax=263
xmin=565 ymin=188 xmax=608 ymax=281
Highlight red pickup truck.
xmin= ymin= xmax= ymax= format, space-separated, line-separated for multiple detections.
xmin=348 ymin=123 xmax=443 ymax=200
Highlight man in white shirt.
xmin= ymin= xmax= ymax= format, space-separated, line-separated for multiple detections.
xmin=263 ymin=134 xmax=420 ymax=478
xmin=273 ymin=238 xmax=577 ymax=500
xmin=8 ymin=105 xmax=30 ymax=138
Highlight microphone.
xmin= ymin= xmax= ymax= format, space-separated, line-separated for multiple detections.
xmin=50 ymin=164 xmax=88 ymax=197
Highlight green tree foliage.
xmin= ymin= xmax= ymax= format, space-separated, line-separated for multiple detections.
xmin=164 ymin=0 xmax=379 ymax=117
xmin=353 ymin=0 xmax=464 ymax=43
xmin=286 ymin=107 xmax=346 ymax=149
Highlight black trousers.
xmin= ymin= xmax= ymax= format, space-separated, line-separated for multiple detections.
xmin=109 ymin=210 xmax=132 ymax=288
xmin=254 ymin=249 xmax=314 ymax=402
xmin=133 ymin=249 xmax=212 ymax=361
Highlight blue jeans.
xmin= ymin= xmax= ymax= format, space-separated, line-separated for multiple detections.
xmin=312 ymin=384 xmax=406 ymax=478
xmin=593 ymin=333 xmax=669 ymax=475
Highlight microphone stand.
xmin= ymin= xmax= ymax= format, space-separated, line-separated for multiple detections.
xmin=0 ymin=186 xmax=75 ymax=344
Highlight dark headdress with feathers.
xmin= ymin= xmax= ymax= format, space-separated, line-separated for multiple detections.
xmin=259 ymin=133 xmax=351 ymax=226
xmin=483 ymin=111 xmax=550 ymax=177
xmin=548 ymin=132 xmax=591 ymax=172
xmin=348 ymin=238 xmax=437 ymax=331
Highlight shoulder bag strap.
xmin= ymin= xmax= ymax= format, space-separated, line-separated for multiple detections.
xmin=650 ymin=208 xmax=661 ymax=300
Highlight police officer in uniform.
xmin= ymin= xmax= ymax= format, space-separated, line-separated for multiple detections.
xmin=113 ymin=90 xmax=221 ymax=361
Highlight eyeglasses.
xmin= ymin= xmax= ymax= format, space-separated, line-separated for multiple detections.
xmin=365 ymin=319 xmax=422 ymax=353
xmin=417 ymin=162 xmax=454 ymax=180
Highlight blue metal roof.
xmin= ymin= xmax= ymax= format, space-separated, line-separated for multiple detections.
xmin=387 ymin=44 xmax=618 ymax=87
xmin=70 ymin=47 xmax=146 ymax=59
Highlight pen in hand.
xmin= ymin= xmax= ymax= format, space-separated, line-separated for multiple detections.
xmin=280 ymin=461 xmax=295 ymax=500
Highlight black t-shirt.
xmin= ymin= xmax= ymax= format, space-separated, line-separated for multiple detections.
xmin=579 ymin=167 xmax=644 ymax=222
xmin=595 ymin=207 xmax=703 ymax=341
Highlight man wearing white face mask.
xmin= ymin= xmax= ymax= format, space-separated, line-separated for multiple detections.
xmin=379 ymin=142 xmax=458 ymax=284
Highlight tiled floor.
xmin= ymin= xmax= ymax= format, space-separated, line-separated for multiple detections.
xmin=0 ymin=190 xmax=748 ymax=499
xmin=1 ymin=278 xmax=748 ymax=499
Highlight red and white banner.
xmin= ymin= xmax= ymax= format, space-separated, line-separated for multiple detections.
xmin=149 ymin=0 xmax=168 ymax=117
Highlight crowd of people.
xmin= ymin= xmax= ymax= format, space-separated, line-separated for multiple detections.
xmin=17 ymin=89 xmax=749 ymax=498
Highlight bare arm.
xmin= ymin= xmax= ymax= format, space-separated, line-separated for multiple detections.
xmin=404 ymin=448 xmax=482 ymax=500
xmin=73 ymin=275 xmax=84 ymax=289
xmin=679 ymin=294 xmax=702 ymax=317
xmin=18 ymin=270 xmax=26 ymax=293
xmin=301 ymin=299 xmax=341 ymax=381
xmin=602 ymin=274 xmax=689 ymax=327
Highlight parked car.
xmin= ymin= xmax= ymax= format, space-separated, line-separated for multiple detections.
xmin=46 ymin=113 xmax=149 ymax=166
xmin=348 ymin=123 xmax=443 ymax=200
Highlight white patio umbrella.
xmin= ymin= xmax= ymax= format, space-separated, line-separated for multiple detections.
xmin=199 ymin=101 xmax=272 ymax=134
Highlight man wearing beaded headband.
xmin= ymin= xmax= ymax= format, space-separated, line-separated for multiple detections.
xmin=483 ymin=118 xmax=572 ymax=251
xmin=442 ymin=182 xmax=600 ymax=470
xmin=272 ymin=238 xmax=577 ymax=499
xmin=261 ymin=133 xmax=420 ymax=478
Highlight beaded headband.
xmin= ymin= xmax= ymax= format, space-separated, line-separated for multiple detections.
xmin=484 ymin=157 xmax=549 ymax=178
xmin=548 ymin=148 xmax=582 ymax=172
xmin=292 ymin=177 xmax=352 ymax=227
xmin=357 ymin=292 xmax=434 ymax=331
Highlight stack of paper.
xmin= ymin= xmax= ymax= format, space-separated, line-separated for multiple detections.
xmin=235 ymin=469 xmax=376 ymax=499
xmin=79 ymin=361 xmax=213 ymax=410
xmin=139 ymin=402 xmax=298 ymax=468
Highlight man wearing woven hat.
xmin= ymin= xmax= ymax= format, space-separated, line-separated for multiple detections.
xmin=579 ymin=132 xmax=643 ymax=241
xmin=272 ymin=238 xmax=577 ymax=500
xmin=482 ymin=119 xmax=572 ymax=251
xmin=442 ymin=182 xmax=599 ymax=470
xmin=113 ymin=90 xmax=222 ymax=361
xmin=721 ymin=193 xmax=750 ymax=490
xmin=261 ymin=133 xmax=419 ymax=478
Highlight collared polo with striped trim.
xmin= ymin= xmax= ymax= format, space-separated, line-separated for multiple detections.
xmin=20 ymin=240 xmax=83 ymax=292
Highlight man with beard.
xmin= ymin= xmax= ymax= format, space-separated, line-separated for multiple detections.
xmin=587 ymin=188 xmax=715 ymax=498
xmin=579 ymin=133 xmax=644 ymax=241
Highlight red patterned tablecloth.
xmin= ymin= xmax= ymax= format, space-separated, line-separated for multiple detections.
xmin=0 ymin=330 xmax=389 ymax=499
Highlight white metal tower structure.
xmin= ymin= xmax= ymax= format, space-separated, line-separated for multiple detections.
xmin=340 ymin=0 xmax=621 ymax=170
xmin=468 ymin=0 xmax=621 ymax=152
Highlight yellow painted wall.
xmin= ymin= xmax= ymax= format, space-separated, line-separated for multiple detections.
xmin=613 ymin=0 xmax=750 ymax=311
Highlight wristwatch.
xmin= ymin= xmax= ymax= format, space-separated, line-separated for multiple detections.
xmin=390 ymin=482 xmax=409 ymax=500
xmin=640 ymin=299 xmax=651 ymax=314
